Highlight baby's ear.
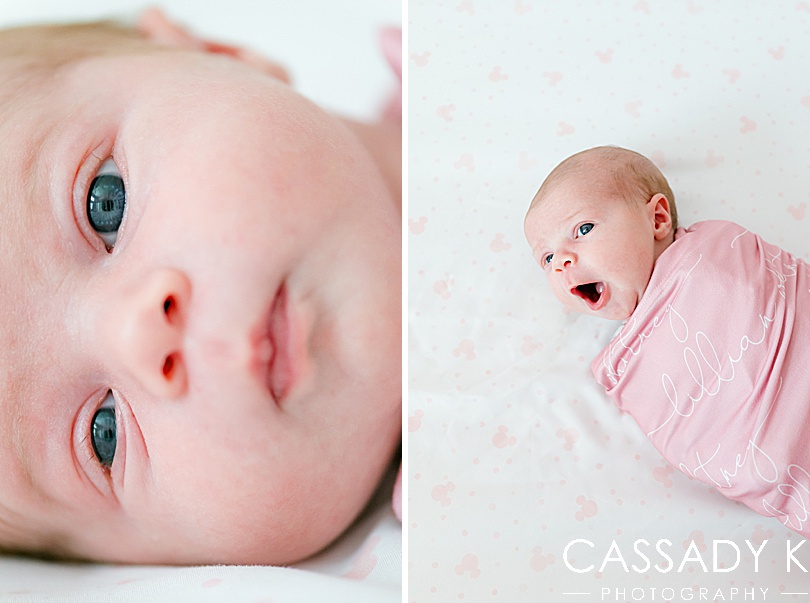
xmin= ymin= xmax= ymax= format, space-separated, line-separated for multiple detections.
xmin=136 ymin=7 xmax=291 ymax=83
xmin=649 ymin=193 xmax=673 ymax=240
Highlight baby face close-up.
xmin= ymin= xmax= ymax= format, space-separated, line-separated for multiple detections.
xmin=0 ymin=33 xmax=401 ymax=565
xmin=524 ymin=175 xmax=671 ymax=321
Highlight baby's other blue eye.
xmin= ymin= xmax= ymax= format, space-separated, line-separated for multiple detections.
xmin=543 ymin=253 xmax=553 ymax=265
xmin=578 ymin=223 xmax=594 ymax=236
xmin=87 ymin=158 xmax=126 ymax=249
xmin=91 ymin=392 xmax=117 ymax=468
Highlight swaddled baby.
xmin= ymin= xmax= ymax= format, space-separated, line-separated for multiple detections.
xmin=523 ymin=145 xmax=810 ymax=537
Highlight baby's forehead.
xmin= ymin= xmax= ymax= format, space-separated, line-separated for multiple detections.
xmin=524 ymin=193 xmax=572 ymax=246
xmin=525 ymin=179 xmax=619 ymax=240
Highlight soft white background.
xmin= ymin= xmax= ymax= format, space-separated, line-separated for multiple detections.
xmin=0 ymin=1 xmax=401 ymax=602
xmin=409 ymin=1 xmax=810 ymax=601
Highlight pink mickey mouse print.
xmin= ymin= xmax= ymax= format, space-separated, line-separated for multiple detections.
xmin=740 ymin=116 xmax=757 ymax=133
xmin=672 ymin=64 xmax=689 ymax=79
xmin=437 ymin=104 xmax=456 ymax=122
xmin=492 ymin=425 xmax=517 ymax=449
xmin=685 ymin=531 xmax=707 ymax=553
xmin=575 ymin=495 xmax=597 ymax=521
xmin=751 ymin=524 xmax=774 ymax=546
xmin=556 ymin=122 xmax=575 ymax=136
xmin=409 ymin=216 xmax=428 ymax=234
xmin=454 ymin=553 xmax=481 ymax=578
xmin=343 ymin=535 xmax=380 ymax=580
xmin=490 ymin=233 xmax=512 ymax=252
xmin=595 ymin=49 xmax=613 ymax=64
xmin=722 ymin=67 xmax=740 ymax=83
xmin=457 ymin=0 xmax=474 ymax=16
xmin=411 ymin=51 xmax=431 ymax=67
xmin=518 ymin=150 xmax=538 ymax=172
xmin=633 ymin=0 xmax=650 ymax=14
xmin=788 ymin=203 xmax=806 ymax=220
xmin=802 ymin=96 xmax=810 ymax=109
xmin=520 ymin=335 xmax=543 ymax=356
xmin=652 ymin=465 xmax=675 ymax=488
xmin=453 ymin=339 xmax=476 ymax=360
xmin=768 ymin=46 xmax=785 ymax=60
xmin=514 ymin=0 xmax=532 ymax=15
xmin=454 ymin=153 xmax=475 ymax=172
xmin=488 ymin=66 xmax=508 ymax=82
xmin=530 ymin=547 xmax=555 ymax=572
xmin=556 ymin=428 xmax=579 ymax=451
xmin=543 ymin=71 xmax=562 ymax=86
xmin=433 ymin=276 xmax=453 ymax=300
xmin=625 ymin=101 xmax=642 ymax=118
xmin=705 ymin=149 xmax=724 ymax=168
xmin=432 ymin=481 xmax=455 ymax=507
xmin=409 ymin=409 xmax=424 ymax=432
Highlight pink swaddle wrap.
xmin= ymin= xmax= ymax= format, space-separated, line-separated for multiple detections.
xmin=591 ymin=220 xmax=810 ymax=536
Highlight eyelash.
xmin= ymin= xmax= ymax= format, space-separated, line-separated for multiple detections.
xmin=90 ymin=391 xmax=117 ymax=468
xmin=86 ymin=158 xmax=127 ymax=252
xmin=74 ymin=148 xmax=129 ymax=254
xmin=76 ymin=390 xmax=121 ymax=489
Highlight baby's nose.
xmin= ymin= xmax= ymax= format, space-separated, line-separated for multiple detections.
xmin=553 ymin=253 xmax=575 ymax=272
xmin=105 ymin=269 xmax=191 ymax=399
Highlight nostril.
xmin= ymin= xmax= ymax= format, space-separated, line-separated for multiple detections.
xmin=163 ymin=295 xmax=183 ymax=326
xmin=163 ymin=353 xmax=176 ymax=378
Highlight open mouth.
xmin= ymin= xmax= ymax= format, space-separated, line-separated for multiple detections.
xmin=571 ymin=281 xmax=607 ymax=310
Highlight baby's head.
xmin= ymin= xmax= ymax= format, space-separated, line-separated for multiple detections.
xmin=523 ymin=146 xmax=677 ymax=320
xmin=0 ymin=14 xmax=400 ymax=565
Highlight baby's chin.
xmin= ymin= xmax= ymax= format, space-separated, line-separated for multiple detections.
xmin=563 ymin=300 xmax=636 ymax=322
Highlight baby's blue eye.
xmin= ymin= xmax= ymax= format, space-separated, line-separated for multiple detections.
xmin=91 ymin=392 xmax=117 ymax=468
xmin=87 ymin=159 xmax=126 ymax=249
xmin=578 ymin=223 xmax=594 ymax=236
xmin=543 ymin=253 xmax=553 ymax=265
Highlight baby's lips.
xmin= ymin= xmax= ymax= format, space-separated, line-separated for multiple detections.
xmin=570 ymin=281 xmax=607 ymax=310
xmin=590 ymin=282 xmax=609 ymax=311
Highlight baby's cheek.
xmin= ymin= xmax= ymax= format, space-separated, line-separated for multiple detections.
xmin=549 ymin=282 xmax=570 ymax=306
